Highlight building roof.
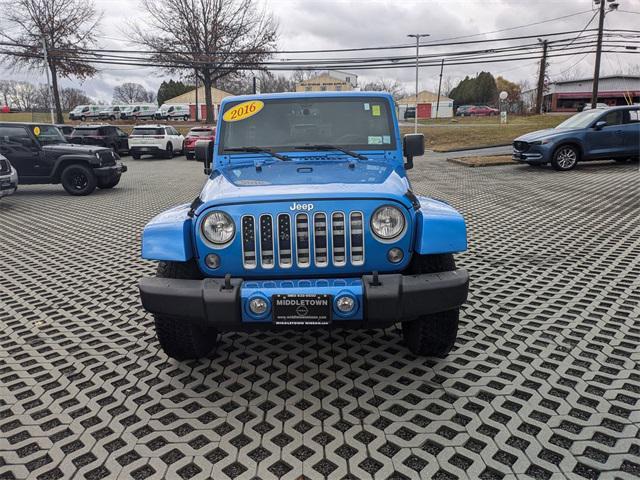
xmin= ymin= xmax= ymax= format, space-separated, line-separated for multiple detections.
xmin=298 ymin=71 xmax=358 ymax=87
xmin=166 ymin=86 xmax=232 ymax=104
xmin=397 ymin=90 xmax=453 ymax=104
xmin=554 ymin=74 xmax=640 ymax=85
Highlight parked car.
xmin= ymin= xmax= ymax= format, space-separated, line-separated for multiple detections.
xmin=467 ymin=105 xmax=499 ymax=116
xmin=184 ymin=126 xmax=215 ymax=160
xmin=155 ymin=104 xmax=190 ymax=121
xmin=0 ymin=154 xmax=18 ymax=199
xmin=99 ymin=105 xmax=126 ymax=120
xmin=120 ymin=105 xmax=156 ymax=121
xmin=0 ymin=122 xmax=127 ymax=195
xmin=69 ymin=125 xmax=130 ymax=155
xmin=69 ymin=105 xmax=102 ymax=121
xmin=403 ymin=106 xmax=415 ymax=120
xmin=55 ymin=124 xmax=75 ymax=142
xmin=455 ymin=105 xmax=473 ymax=116
xmin=581 ymin=102 xmax=610 ymax=111
xmin=137 ymin=92 xmax=470 ymax=360
xmin=512 ymin=105 xmax=640 ymax=171
xmin=128 ymin=124 xmax=184 ymax=159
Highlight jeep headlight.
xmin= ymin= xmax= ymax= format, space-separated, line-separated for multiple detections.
xmin=371 ymin=205 xmax=405 ymax=240
xmin=202 ymin=211 xmax=235 ymax=245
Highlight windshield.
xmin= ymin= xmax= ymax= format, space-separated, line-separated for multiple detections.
xmin=188 ymin=129 xmax=214 ymax=137
xmin=35 ymin=125 xmax=66 ymax=144
xmin=219 ymin=97 xmax=395 ymax=153
xmin=73 ymin=128 xmax=101 ymax=136
xmin=556 ymin=110 xmax=603 ymax=129
xmin=123 ymin=107 xmax=134 ymax=113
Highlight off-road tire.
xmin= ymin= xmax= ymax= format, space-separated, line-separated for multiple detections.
xmin=551 ymin=144 xmax=579 ymax=171
xmin=97 ymin=174 xmax=121 ymax=189
xmin=165 ymin=143 xmax=174 ymax=159
xmin=401 ymin=253 xmax=459 ymax=357
xmin=80 ymin=115 xmax=86 ymax=121
xmin=183 ymin=115 xmax=189 ymax=121
xmin=60 ymin=164 xmax=97 ymax=196
xmin=153 ymin=260 xmax=218 ymax=360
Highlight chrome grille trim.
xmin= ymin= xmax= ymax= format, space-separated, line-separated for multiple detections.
xmin=277 ymin=214 xmax=292 ymax=268
xmin=241 ymin=215 xmax=257 ymax=269
xmin=259 ymin=214 xmax=274 ymax=269
xmin=295 ymin=213 xmax=310 ymax=267
xmin=313 ymin=212 xmax=328 ymax=267
xmin=349 ymin=211 xmax=365 ymax=266
xmin=331 ymin=212 xmax=346 ymax=267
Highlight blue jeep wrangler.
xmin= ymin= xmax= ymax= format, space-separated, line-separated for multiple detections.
xmin=138 ymin=92 xmax=469 ymax=360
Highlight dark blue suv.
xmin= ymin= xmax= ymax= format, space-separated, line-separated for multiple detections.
xmin=513 ymin=106 xmax=640 ymax=171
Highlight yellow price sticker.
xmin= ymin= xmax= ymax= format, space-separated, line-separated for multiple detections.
xmin=371 ymin=105 xmax=381 ymax=117
xmin=223 ymin=100 xmax=264 ymax=122
xmin=33 ymin=126 xmax=41 ymax=136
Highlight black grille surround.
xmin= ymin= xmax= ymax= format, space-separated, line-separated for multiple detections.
xmin=98 ymin=150 xmax=117 ymax=166
xmin=513 ymin=141 xmax=530 ymax=152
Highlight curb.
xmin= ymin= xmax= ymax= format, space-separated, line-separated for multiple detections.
xmin=432 ymin=143 xmax=511 ymax=153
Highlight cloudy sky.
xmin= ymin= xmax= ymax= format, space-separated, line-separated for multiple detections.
xmin=2 ymin=0 xmax=640 ymax=101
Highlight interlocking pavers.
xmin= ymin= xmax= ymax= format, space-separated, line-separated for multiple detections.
xmin=1 ymin=156 xmax=639 ymax=479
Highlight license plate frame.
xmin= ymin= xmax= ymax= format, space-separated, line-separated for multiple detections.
xmin=272 ymin=294 xmax=332 ymax=326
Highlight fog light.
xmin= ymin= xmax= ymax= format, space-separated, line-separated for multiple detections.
xmin=336 ymin=295 xmax=355 ymax=313
xmin=387 ymin=248 xmax=404 ymax=263
xmin=205 ymin=253 xmax=220 ymax=269
xmin=249 ymin=297 xmax=268 ymax=315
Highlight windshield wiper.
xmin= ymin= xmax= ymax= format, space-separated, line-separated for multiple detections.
xmin=223 ymin=146 xmax=290 ymax=161
xmin=293 ymin=145 xmax=368 ymax=160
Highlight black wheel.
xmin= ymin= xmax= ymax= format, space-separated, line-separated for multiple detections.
xmin=109 ymin=115 xmax=115 ymax=121
xmin=60 ymin=164 xmax=97 ymax=196
xmin=551 ymin=145 xmax=579 ymax=171
xmin=131 ymin=152 xmax=141 ymax=160
xmin=183 ymin=115 xmax=189 ymax=121
xmin=153 ymin=260 xmax=218 ymax=360
xmin=401 ymin=253 xmax=459 ymax=357
xmin=80 ymin=115 xmax=86 ymax=121
xmin=97 ymin=174 xmax=121 ymax=189
xmin=165 ymin=143 xmax=174 ymax=158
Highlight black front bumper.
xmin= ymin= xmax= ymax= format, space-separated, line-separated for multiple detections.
xmin=138 ymin=270 xmax=469 ymax=331
xmin=94 ymin=162 xmax=127 ymax=177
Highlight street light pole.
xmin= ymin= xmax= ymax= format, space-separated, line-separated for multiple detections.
xmin=408 ymin=33 xmax=430 ymax=133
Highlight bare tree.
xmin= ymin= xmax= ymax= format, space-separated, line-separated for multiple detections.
xmin=361 ymin=78 xmax=406 ymax=100
xmin=0 ymin=0 xmax=102 ymax=123
xmin=60 ymin=87 xmax=93 ymax=111
xmin=113 ymin=83 xmax=155 ymax=104
xmin=132 ymin=0 xmax=278 ymax=123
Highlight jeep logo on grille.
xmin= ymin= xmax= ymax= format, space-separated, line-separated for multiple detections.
xmin=290 ymin=203 xmax=314 ymax=211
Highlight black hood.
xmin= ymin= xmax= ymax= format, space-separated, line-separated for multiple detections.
xmin=42 ymin=143 xmax=110 ymax=155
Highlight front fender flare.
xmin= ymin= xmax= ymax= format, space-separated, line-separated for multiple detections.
xmin=414 ymin=196 xmax=467 ymax=254
xmin=141 ymin=203 xmax=194 ymax=262
xmin=51 ymin=155 xmax=98 ymax=178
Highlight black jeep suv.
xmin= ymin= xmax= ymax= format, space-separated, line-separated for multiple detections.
xmin=0 ymin=122 xmax=127 ymax=196
xmin=69 ymin=124 xmax=130 ymax=155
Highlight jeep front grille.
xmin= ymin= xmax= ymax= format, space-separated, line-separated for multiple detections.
xmin=241 ymin=211 xmax=366 ymax=269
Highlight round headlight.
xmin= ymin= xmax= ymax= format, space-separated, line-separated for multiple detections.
xmin=371 ymin=206 xmax=405 ymax=240
xmin=202 ymin=211 xmax=235 ymax=245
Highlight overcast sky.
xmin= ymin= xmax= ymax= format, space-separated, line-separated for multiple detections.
xmin=2 ymin=0 xmax=640 ymax=101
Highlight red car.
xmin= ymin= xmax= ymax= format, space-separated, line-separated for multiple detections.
xmin=184 ymin=126 xmax=216 ymax=160
xmin=468 ymin=105 xmax=499 ymax=116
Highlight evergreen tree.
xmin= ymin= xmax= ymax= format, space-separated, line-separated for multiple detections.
xmin=157 ymin=80 xmax=194 ymax=106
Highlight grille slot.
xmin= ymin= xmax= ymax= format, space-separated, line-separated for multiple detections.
xmin=350 ymin=212 xmax=365 ymax=265
xmin=295 ymin=213 xmax=310 ymax=267
xmin=277 ymin=214 xmax=292 ymax=268
xmin=331 ymin=212 xmax=346 ymax=266
xmin=313 ymin=213 xmax=328 ymax=267
xmin=241 ymin=216 xmax=257 ymax=268
xmin=259 ymin=215 xmax=274 ymax=268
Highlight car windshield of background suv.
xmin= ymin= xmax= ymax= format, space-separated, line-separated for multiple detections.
xmin=35 ymin=125 xmax=67 ymax=145
xmin=219 ymin=97 xmax=395 ymax=154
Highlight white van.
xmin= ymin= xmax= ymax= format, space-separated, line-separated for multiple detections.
xmin=120 ymin=104 xmax=156 ymax=120
xmin=69 ymin=105 xmax=102 ymax=121
xmin=98 ymin=105 xmax=127 ymax=120
xmin=155 ymin=103 xmax=190 ymax=121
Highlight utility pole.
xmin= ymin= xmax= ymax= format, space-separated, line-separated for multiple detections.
xmin=535 ymin=39 xmax=548 ymax=114
xmin=194 ymin=69 xmax=199 ymax=122
xmin=591 ymin=0 xmax=607 ymax=109
xmin=40 ymin=37 xmax=55 ymax=124
xmin=407 ymin=33 xmax=430 ymax=133
xmin=435 ymin=58 xmax=445 ymax=119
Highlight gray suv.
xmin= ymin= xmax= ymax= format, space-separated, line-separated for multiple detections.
xmin=0 ymin=154 xmax=18 ymax=199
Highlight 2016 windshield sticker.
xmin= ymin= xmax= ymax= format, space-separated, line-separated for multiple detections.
xmin=371 ymin=105 xmax=381 ymax=116
xmin=223 ymin=100 xmax=264 ymax=122
xmin=368 ymin=136 xmax=383 ymax=145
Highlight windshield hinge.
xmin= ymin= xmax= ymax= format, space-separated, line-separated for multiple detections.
xmin=188 ymin=196 xmax=203 ymax=217
xmin=405 ymin=190 xmax=421 ymax=211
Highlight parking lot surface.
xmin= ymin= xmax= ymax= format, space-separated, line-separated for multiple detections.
xmin=1 ymin=156 xmax=639 ymax=480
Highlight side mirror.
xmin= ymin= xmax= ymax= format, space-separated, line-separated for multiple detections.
xmin=402 ymin=133 xmax=425 ymax=170
xmin=594 ymin=120 xmax=607 ymax=130
xmin=195 ymin=140 xmax=214 ymax=174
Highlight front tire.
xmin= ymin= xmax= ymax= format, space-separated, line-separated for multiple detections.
xmin=153 ymin=261 xmax=218 ymax=360
xmin=401 ymin=253 xmax=459 ymax=357
xmin=551 ymin=145 xmax=579 ymax=171
xmin=60 ymin=164 xmax=97 ymax=196
xmin=131 ymin=152 xmax=141 ymax=160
